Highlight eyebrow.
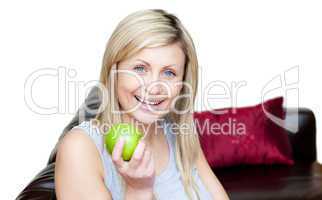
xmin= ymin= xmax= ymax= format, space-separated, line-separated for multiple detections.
xmin=136 ymin=59 xmax=178 ymax=68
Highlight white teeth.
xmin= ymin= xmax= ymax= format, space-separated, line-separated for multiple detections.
xmin=135 ymin=95 xmax=163 ymax=105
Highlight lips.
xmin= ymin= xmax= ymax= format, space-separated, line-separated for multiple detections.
xmin=134 ymin=95 xmax=165 ymax=106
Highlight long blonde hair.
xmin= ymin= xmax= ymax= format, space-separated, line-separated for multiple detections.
xmin=95 ymin=9 xmax=201 ymax=200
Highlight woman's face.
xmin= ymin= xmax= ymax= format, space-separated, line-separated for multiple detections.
xmin=116 ymin=42 xmax=185 ymax=124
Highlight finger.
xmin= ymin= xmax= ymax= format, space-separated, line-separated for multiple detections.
xmin=146 ymin=154 xmax=155 ymax=177
xmin=128 ymin=141 xmax=146 ymax=169
xmin=141 ymin=149 xmax=152 ymax=169
xmin=111 ymin=137 xmax=126 ymax=168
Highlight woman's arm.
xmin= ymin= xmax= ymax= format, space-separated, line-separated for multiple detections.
xmin=196 ymin=146 xmax=230 ymax=200
xmin=55 ymin=128 xmax=155 ymax=200
xmin=55 ymin=129 xmax=112 ymax=200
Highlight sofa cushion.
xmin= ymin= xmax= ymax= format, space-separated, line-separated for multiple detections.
xmin=194 ymin=96 xmax=294 ymax=168
xmin=214 ymin=161 xmax=322 ymax=200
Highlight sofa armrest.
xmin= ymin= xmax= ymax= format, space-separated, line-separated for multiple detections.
xmin=16 ymin=163 xmax=56 ymax=200
xmin=284 ymin=107 xmax=317 ymax=162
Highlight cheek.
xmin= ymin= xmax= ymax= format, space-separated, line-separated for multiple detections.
xmin=165 ymin=84 xmax=183 ymax=103
xmin=118 ymin=72 xmax=143 ymax=90
xmin=117 ymin=74 xmax=142 ymax=105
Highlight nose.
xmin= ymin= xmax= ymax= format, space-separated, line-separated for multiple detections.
xmin=146 ymin=82 xmax=161 ymax=95
xmin=144 ymin=73 xmax=163 ymax=95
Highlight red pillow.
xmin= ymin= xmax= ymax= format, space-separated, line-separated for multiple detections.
xmin=194 ymin=96 xmax=294 ymax=168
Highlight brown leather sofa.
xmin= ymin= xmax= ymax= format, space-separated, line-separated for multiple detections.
xmin=16 ymin=87 xmax=322 ymax=200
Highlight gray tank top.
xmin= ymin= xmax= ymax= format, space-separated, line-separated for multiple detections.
xmin=72 ymin=119 xmax=213 ymax=200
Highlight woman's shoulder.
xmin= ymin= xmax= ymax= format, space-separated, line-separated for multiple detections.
xmin=56 ymin=123 xmax=105 ymax=177
xmin=70 ymin=120 xmax=105 ymax=147
xmin=62 ymin=121 xmax=122 ymax=197
xmin=55 ymin=127 xmax=112 ymax=199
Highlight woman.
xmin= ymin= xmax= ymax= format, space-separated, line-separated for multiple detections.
xmin=55 ymin=9 xmax=229 ymax=200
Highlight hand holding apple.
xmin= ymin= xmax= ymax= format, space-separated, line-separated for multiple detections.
xmin=104 ymin=123 xmax=143 ymax=161
xmin=106 ymin=124 xmax=156 ymax=199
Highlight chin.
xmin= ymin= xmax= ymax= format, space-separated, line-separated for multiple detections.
xmin=131 ymin=110 xmax=162 ymax=125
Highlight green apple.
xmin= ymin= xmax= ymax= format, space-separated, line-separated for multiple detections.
xmin=104 ymin=123 xmax=143 ymax=161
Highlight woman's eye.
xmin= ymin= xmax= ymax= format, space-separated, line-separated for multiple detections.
xmin=164 ymin=70 xmax=176 ymax=77
xmin=133 ymin=65 xmax=146 ymax=73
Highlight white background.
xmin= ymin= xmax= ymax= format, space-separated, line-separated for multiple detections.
xmin=0 ymin=0 xmax=321 ymax=199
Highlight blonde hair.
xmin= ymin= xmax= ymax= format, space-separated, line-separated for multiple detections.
xmin=95 ymin=9 xmax=201 ymax=200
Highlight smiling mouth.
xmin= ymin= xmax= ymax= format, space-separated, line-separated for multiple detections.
xmin=134 ymin=95 xmax=165 ymax=106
